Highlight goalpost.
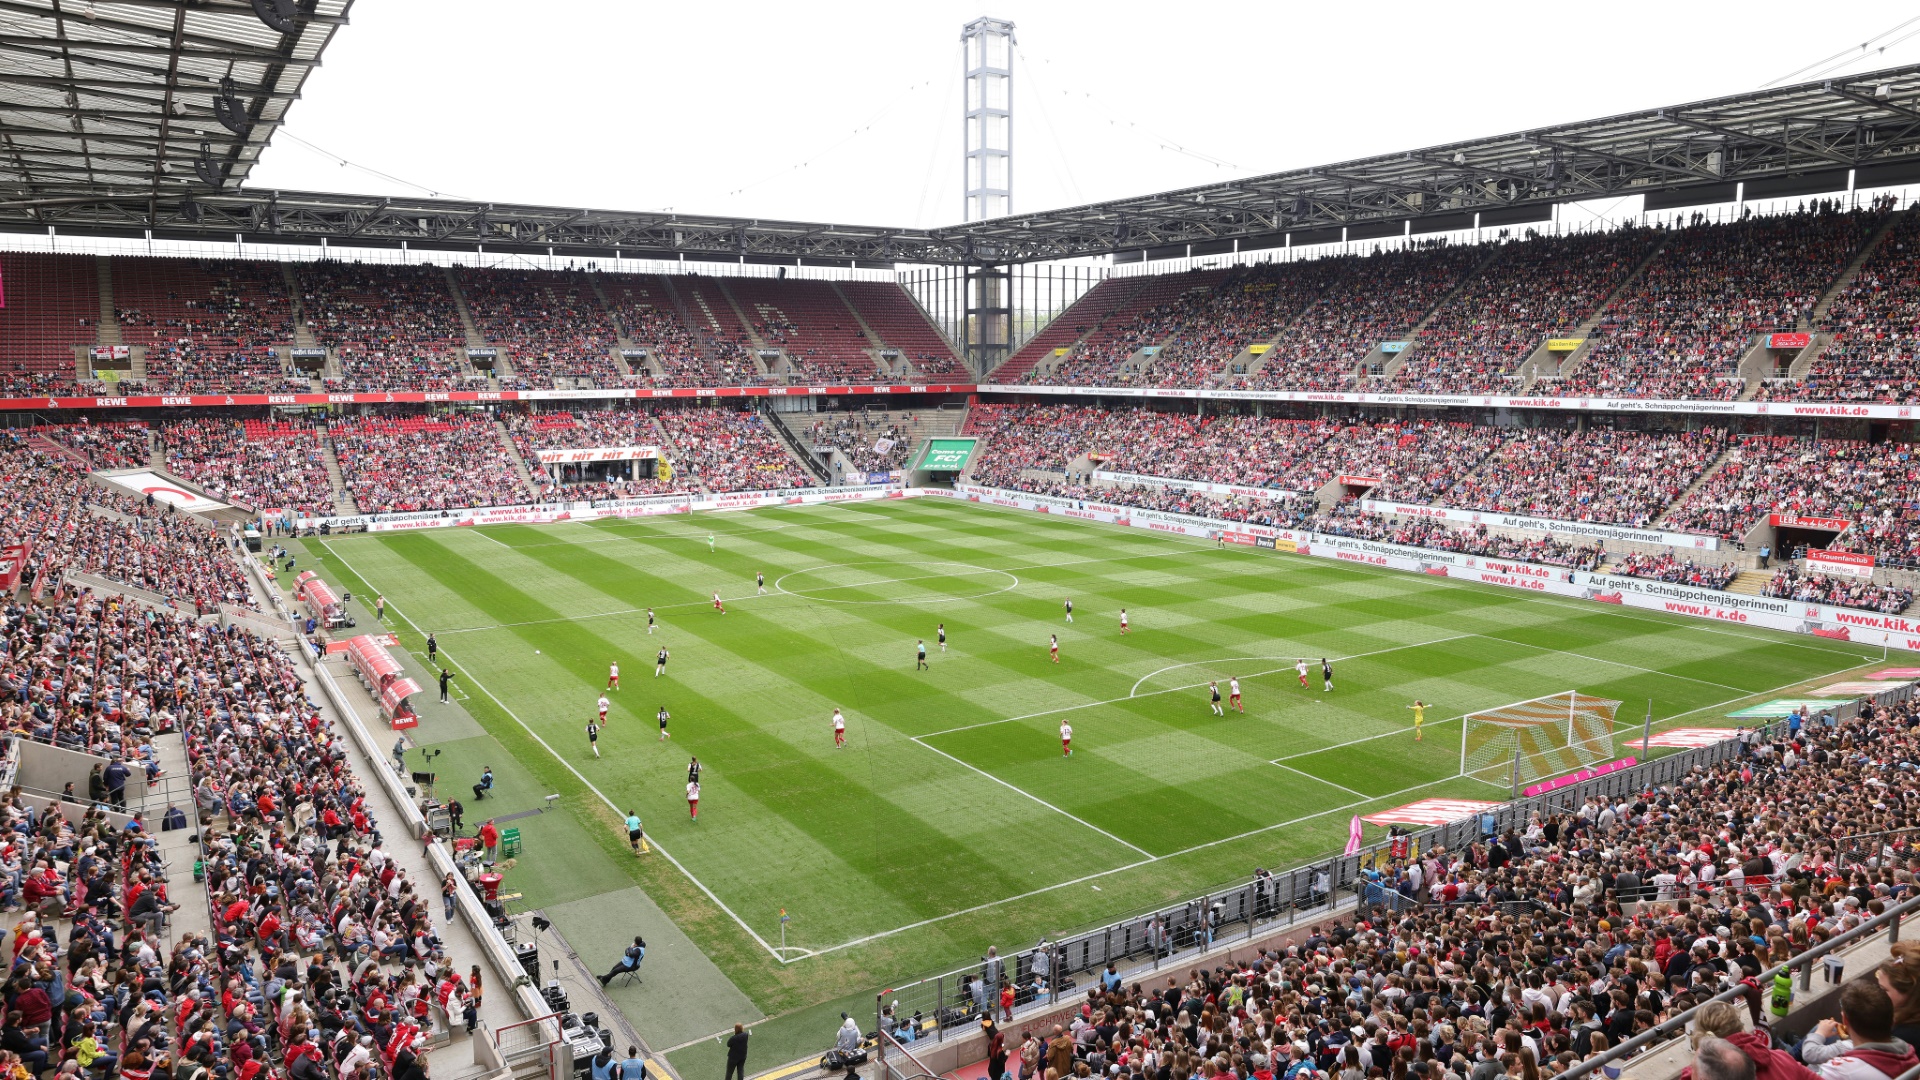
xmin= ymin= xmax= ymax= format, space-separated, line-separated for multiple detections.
xmin=1459 ymin=691 xmax=1621 ymax=792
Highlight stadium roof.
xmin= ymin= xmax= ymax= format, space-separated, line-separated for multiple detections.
xmin=0 ymin=0 xmax=348 ymax=208
xmin=2 ymin=44 xmax=1920 ymax=265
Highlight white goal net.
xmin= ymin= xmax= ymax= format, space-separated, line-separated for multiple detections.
xmin=1460 ymin=691 xmax=1621 ymax=791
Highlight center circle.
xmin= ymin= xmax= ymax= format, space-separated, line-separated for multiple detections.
xmin=775 ymin=560 xmax=1020 ymax=605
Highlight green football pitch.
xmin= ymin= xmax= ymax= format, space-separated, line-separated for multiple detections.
xmin=306 ymin=495 xmax=1890 ymax=1015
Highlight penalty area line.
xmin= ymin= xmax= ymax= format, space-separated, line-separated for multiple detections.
xmin=908 ymin=735 xmax=1157 ymax=860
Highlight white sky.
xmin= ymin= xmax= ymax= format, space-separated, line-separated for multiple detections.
xmin=243 ymin=1 xmax=1920 ymax=229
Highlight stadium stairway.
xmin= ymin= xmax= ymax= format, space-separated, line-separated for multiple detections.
xmin=1650 ymin=442 xmax=1736 ymax=529
xmin=1723 ymin=568 xmax=1775 ymax=596
xmin=95 ymin=256 xmax=119 ymax=347
xmin=495 ymin=420 xmax=544 ymax=497
xmin=826 ymin=280 xmax=890 ymax=355
xmin=646 ymin=414 xmax=707 ymax=492
xmin=1535 ymin=234 xmax=1673 ymax=385
xmin=1807 ymin=201 xmax=1918 ymax=327
xmin=320 ymin=439 xmax=358 ymax=515
xmin=444 ymin=266 xmax=489 ymax=350
xmin=1373 ymin=244 xmax=1513 ymax=381
xmin=988 ymin=275 xmax=1135 ymax=383
xmin=761 ymin=411 xmax=831 ymax=483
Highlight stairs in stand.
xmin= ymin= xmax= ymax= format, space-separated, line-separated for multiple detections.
xmin=320 ymin=439 xmax=356 ymax=515
xmin=1724 ymin=569 xmax=1775 ymax=596
xmin=496 ymin=420 xmax=542 ymax=499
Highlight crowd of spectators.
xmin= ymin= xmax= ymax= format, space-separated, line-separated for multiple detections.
xmin=297 ymin=262 xmax=472 ymax=392
xmin=0 ymin=445 xmax=474 ymax=1080
xmin=502 ymin=409 xmax=680 ymax=501
xmin=1429 ymin=427 xmax=1728 ymax=527
xmin=1309 ymin=505 xmax=1605 ymax=570
xmin=1394 ymin=228 xmax=1659 ymax=395
xmin=30 ymin=422 xmax=150 ymax=470
xmin=1159 ymin=262 xmax=1349 ymax=387
xmin=1042 ymin=270 xmax=1234 ymax=387
xmin=1612 ymin=551 xmax=1739 ymax=590
xmin=330 ymin=417 xmax=530 ymax=513
xmin=600 ymin=275 xmax=756 ymax=387
xmin=159 ymin=420 xmax=338 ymax=518
xmin=806 ymin=412 xmax=916 ymax=473
xmin=1765 ymin=202 xmax=1920 ymax=405
xmin=652 ymin=407 xmax=816 ymax=492
xmin=118 ymin=260 xmax=300 ymax=395
xmin=1016 ymin=694 xmax=1916 ymax=1080
xmin=0 ymin=438 xmax=254 ymax=612
xmin=1762 ymin=566 xmax=1914 ymax=613
xmin=1663 ymin=437 xmax=1920 ymax=566
xmin=1234 ymin=243 xmax=1483 ymax=392
xmin=458 ymin=269 xmax=630 ymax=389
xmin=1562 ymin=204 xmax=1882 ymax=401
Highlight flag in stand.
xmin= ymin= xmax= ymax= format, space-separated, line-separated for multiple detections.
xmin=1344 ymin=815 xmax=1364 ymax=856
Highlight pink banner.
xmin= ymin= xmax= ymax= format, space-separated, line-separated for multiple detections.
xmin=1522 ymin=757 xmax=1636 ymax=798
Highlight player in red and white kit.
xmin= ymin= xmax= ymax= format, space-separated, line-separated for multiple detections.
xmin=597 ymin=694 xmax=610 ymax=725
xmin=712 ymin=590 xmax=726 ymax=614
xmin=1229 ymin=676 xmax=1243 ymax=713
xmin=686 ymin=779 xmax=700 ymax=820
xmin=832 ymin=708 xmax=846 ymax=748
xmin=1060 ymin=720 xmax=1072 ymax=757
xmin=607 ymin=662 xmax=620 ymax=690
xmin=1295 ymin=659 xmax=1309 ymax=689
xmin=1118 ymin=609 xmax=1129 ymax=635
xmin=1049 ymin=634 xmax=1059 ymax=663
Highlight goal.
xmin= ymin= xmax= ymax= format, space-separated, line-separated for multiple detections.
xmin=1460 ymin=691 xmax=1621 ymax=792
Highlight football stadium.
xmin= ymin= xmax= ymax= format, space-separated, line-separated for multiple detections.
xmin=6 ymin=7 xmax=1920 ymax=1080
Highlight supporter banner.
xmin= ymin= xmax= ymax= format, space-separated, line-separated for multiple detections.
xmin=1808 ymin=548 xmax=1874 ymax=578
xmin=1768 ymin=333 xmax=1812 ymax=350
xmin=1247 ymin=344 xmax=1271 ymax=355
xmin=1522 ymin=757 xmax=1635 ymax=798
xmin=286 ymin=347 xmax=328 ymax=359
xmin=1771 ymin=513 xmax=1851 ymax=532
xmin=0 ymin=383 xmax=979 ymax=411
xmin=1641 ymin=728 xmax=1745 ymax=749
xmin=531 ymin=445 xmax=658 ymax=464
xmin=1545 ymin=338 xmax=1586 ymax=351
xmin=1360 ymin=499 xmax=1720 ymax=550
xmin=1378 ymin=342 xmax=1409 ymax=354
xmin=1869 ymin=668 xmax=1920 ymax=679
xmin=618 ymin=349 xmax=650 ymax=358
xmin=1091 ymin=470 xmax=1309 ymax=502
xmin=1337 ymin=475 xmax=1383 ymax=488
xmin=88 ymin=346 xmax=130 ymax=361
xmin=867 ymin=472 xmax=894 ymax=485
xmin=919 ymin=438 xmax=978 ymax=471
xmin=0 ymin=541 xmax=29 ymax=593
xmin=1362 ymin=799 xmax=1502 ymax=828
xmin=466 ymin=348 xmax=499 ymax=358
xmin=99 ymin=470 xmax=231 ymax=512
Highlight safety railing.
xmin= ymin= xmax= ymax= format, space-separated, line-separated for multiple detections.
xmin=873 ymin=712 xmax=1822 ymax=1043
xmin=493 ymin=1013 xmax=568 ymax=1080
xmin=1563 ymin=890 xmax=1920 ymax=1080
